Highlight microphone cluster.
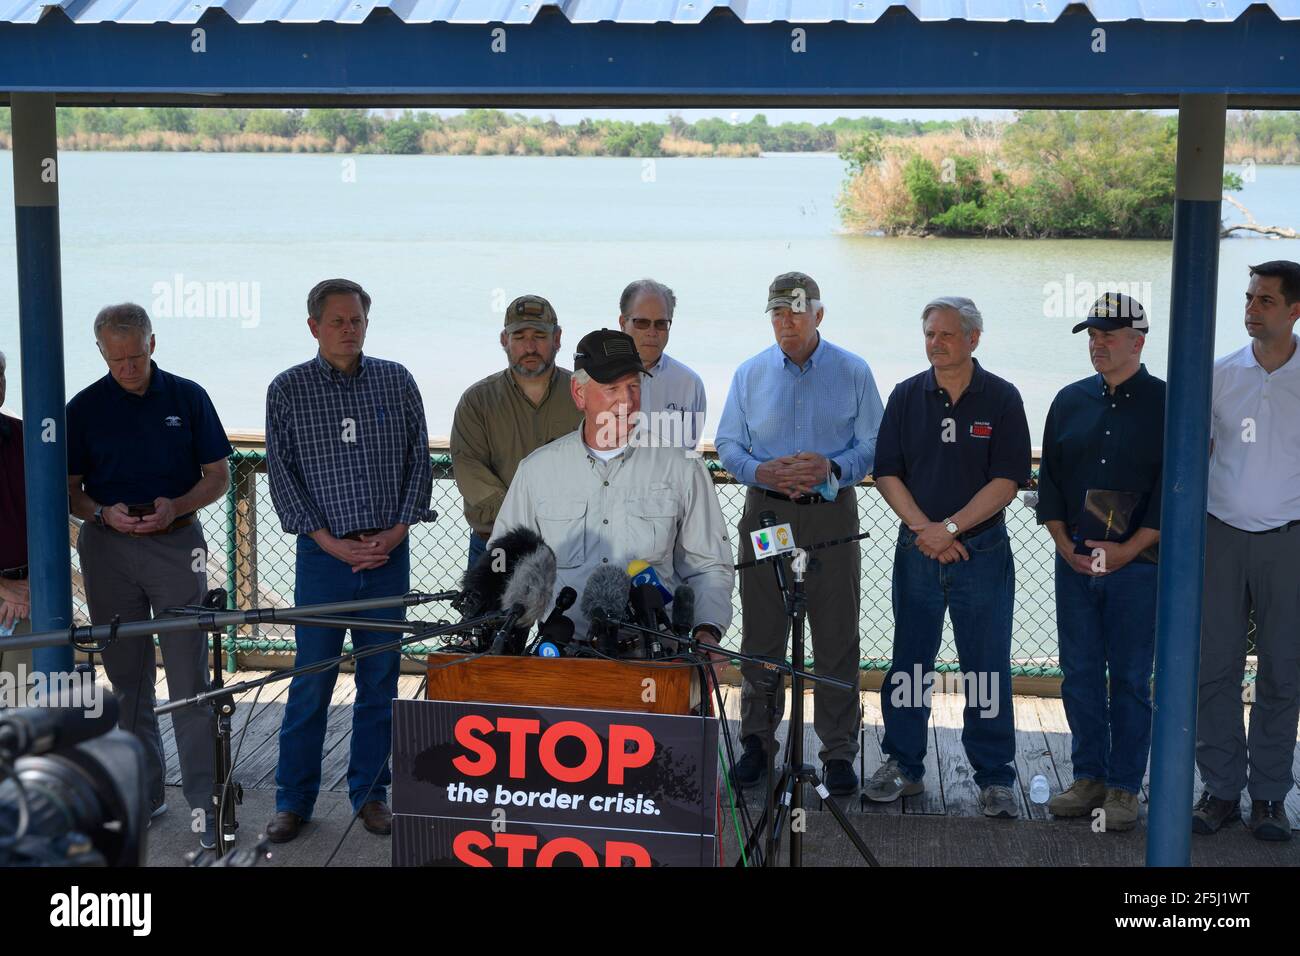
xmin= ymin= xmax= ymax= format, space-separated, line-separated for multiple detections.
xmin=453 ymin=527 xmax=699 ymax=661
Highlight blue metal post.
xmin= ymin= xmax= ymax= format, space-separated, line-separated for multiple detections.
xmin=12 ymin=93 xmax=74 ymax=674
xmin=1147 ymin=94 xmax=1225 ymax=867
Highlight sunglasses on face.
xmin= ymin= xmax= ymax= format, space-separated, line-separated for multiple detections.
xmin=629 ymin=317 xmax=672 ymax=331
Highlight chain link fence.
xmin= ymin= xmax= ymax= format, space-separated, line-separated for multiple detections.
xmin=71 ymin=445 xmax=1062 ymax=676
xmin=63 ymin=443 xmax=1262 ymax=687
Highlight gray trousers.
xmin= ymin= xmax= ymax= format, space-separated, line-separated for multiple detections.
xmin=0 ymin=616 xmax=32 ymax=706
xmin=78 ymin=520 xmax=216 ymax=811
xmin=737 ymin=487 xmax=863 ymax=763
xmin=1197 ymin=515 xmax=1300 ymax=802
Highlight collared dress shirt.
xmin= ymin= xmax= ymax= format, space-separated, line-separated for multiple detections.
xmin=266 ymin=352 xmax=434 ymax=538
xmin=492 ymin=428 xmax=735 ymax=638
xmin=715 ymin=335 xmax=884 ymax=489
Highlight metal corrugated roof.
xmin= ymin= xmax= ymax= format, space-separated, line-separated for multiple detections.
xmin=0 ymin=0 xmax=1296 ymax=22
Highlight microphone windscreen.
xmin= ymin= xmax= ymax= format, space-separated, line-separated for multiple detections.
xmin=580 ymin=565 xmax=632 ymax=628
xmin=500 ymin=544 xmax=558 ymax=628
xmin=459 ymin=526 xmax=548 ymax=618
xmin=671 ymin=585 xmax=696 ymax=634
xmin=759 ymin=510 xmax=778 ymax=529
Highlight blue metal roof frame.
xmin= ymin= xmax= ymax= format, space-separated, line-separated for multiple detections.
xmin=0 ymin=4 xmax=1298 ymax=105
xmin=2 ymin=0 xmax=1299 ymax=23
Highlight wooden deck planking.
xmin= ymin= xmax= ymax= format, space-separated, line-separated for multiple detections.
xmin=930 ymin=692 xmax=987 ymax=818
xmin=1011 ymin=696 xmax=1058 ymax=821
xmin=902 ymin=710 xmax=947 ymax=816
xmin=858 ymin=691 xmax=902 ymax=815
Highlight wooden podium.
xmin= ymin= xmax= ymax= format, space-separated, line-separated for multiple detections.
xmin=425 ymin=653 xmax=701 ymax=715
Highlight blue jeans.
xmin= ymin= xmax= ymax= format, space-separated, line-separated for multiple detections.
xmin=275 ymin=535 xmax=410 ymax=817
xmin=467 ymin=531 xmax=488 ymax=573
xmin=1055 ymin=554 xmax=1157 ymax=794
xmin=880 ymin=522 xmax=1016 ymax=788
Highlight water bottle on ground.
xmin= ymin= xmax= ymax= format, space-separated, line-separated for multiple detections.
xmin=1029 ymin=774 xmax=1051 ymax=804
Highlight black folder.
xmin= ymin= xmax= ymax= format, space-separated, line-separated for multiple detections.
xmin=1072 ymin=489 xmax=1159 ymax=564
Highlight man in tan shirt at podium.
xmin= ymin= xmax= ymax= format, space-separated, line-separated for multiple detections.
xmin=493 ymin=329 xmax=734 ymax=644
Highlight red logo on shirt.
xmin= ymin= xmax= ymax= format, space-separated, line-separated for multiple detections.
xmin=970 ymin=422 xmax=993 ymax=439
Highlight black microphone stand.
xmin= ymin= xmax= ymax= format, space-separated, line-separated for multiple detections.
xmin=199 ymin=587 xmax=241 ymax=859
xmin=750 ymin=546 xmax=878 ymax=868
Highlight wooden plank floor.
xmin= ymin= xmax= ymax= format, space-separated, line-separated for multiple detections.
xmin=132 ymin=667 xmax=1297 ymax=832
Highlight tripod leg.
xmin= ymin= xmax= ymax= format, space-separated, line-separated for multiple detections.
xmin=811 ymin=776 xmax=880 ymax=867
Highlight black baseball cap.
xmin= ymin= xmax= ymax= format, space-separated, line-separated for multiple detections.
xmin=1072 ymin=292 xmax=1151 ymax=334
xmin=573 ymin=329 xmax=653 ymax=384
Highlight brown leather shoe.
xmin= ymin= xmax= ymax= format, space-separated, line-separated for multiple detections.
xmin=359 ymin=800 xmax=393 ymax=836
xmin=266 ymin=811 xmax=305 ymax=844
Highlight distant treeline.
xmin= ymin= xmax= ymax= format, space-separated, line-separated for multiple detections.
xmin=0 ymin=107 xmax=957 ymax=156
xmin=837 ymin=110 xmax=1296 ymax=240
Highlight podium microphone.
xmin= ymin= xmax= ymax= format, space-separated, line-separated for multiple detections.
xmin=580 ymin=565 xmax=632 ymax=656
xmin=758 ymin=510 xmax=791 ymax=596
xmin=535 ymin=586 xmax=577 ymax=658
xmin=489 ymin=544 xmax=557 ymax=655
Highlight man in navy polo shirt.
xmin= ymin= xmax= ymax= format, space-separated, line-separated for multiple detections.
xmin=67 ymin=304 xmax=233 ymax=849
xmin=869 ymin=296 xmax=1030 ymax=818
xmin=1037 ymin=293 xmax=1163 ymax=832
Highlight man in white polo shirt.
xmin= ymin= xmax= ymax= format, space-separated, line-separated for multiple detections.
xmin=616 ymin=279 xmax=707 ymax=450
xmin=1195 ymin=260 xmax=1300 ymax=843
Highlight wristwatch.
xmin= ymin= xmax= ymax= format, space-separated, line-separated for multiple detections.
xmin=93 ymin=506 xmax=106 ymax=527
xmin=944 ymin=518 xmax=959 ymax=536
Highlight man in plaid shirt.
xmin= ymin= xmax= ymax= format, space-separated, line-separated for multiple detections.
xmin=264 ymin=278 xmax=434 ymax=844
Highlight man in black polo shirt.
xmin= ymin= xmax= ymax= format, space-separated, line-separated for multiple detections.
xmin=66 ymin=304 xmax=234 ymax=849
xmin=869 ymin=296 xmax=1030 ymax=818
xmin=1036 ymin=293 xmax=1163 ymax=832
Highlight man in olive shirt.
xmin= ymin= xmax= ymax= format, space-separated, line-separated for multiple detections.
xmin=450 ymin=295 xmax=582 ymax=569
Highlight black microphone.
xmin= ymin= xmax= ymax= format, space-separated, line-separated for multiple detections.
xmin=0 ymin=695 xmax=122 ymax=761
xmin=488 ymin=543 xmax=557 ymax=655
xmin=535 ymin=586 xmax=577 ymax=657
xmin=758 ymin=510 xmax=791 ymax=597
xmin=671 ymin=584 xmax=696 ymax=637
xmin=580 ymin=565 xmax=632 ymax=657
xmin=628 ymin=583 xmax=667 ymax=658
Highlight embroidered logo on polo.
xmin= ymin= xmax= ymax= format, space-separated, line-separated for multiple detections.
xmin=164 ymin=416 xmax=183 ymax=427
xmin=970 ymin=421 xmax=993 ymax=439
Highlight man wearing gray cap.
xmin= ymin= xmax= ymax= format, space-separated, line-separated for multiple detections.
xmin=716 ymin=272 xmax=885 ymax=796
xmin=493 ymin=329 xmax=733 ymax=645
xmin=451 ymin=294 xmax=582 ymax=571
xmin=1036 ymin=292 xmax=1163 ymax=832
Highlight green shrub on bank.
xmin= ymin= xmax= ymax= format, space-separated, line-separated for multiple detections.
xmin=838 ymin=110 xmax=1250 ymax=239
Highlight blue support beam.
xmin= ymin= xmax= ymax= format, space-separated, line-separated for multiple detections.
xmin=11 ymin=93 xmax=74 ymax=675
xmin=0 ymin=8 xmax=1298 ymax=101
xmin=1147 ymin=94 xmax=1224 ymax=867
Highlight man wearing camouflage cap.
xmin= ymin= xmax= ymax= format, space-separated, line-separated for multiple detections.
xmin=451 ymin=294 xmax=582 ymax=570
xmin=716 ymin=272 xmax=885 ymax=797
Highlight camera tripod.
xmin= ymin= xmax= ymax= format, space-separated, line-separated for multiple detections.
xmin=741 ymin=544 xmax=879 ymax=868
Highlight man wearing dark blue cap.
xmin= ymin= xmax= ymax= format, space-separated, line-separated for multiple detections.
xmin=1036 ymin=292 xmax=1164 ymax=832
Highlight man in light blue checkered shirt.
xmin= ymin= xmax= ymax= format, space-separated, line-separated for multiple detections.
xmin=264 ymin=278 xmax=433 ymax=845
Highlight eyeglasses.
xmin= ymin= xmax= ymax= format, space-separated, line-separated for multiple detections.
xmin=629 ymin=317 xmax=672 ymax=332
